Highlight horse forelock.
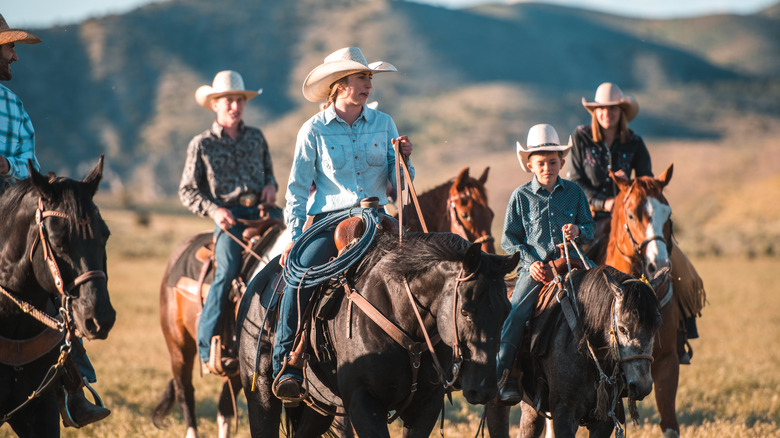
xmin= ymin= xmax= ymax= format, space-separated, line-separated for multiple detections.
xmin=576 ymin=266 xmax=660 ymax=348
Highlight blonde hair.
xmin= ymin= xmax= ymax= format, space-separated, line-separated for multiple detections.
xmin=590 ymin=107 xmax=630 ymax=144
xmin=323 ymin=76 xmax=350 ymax=109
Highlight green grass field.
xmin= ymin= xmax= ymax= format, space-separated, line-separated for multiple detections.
xmin=1 ymin=206 xmax=778 ymax=437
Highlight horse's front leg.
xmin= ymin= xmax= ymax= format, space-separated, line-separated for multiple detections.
xmin=343 ymin=389 xmax=391 ymax=438
xmin=216 ymin=375 xmax=242 ymax=438
xmin=550 ymin=404 xmax=579 ymax=438
xmin=517 ymin=401 xmax=547 ymax=438
xmin=400 ymin=390 xmax=446 ymax=438
xmin=484 ymin=398 xmax=512 ymax=438
xmin=652 ymin=305 xmax=681 ymax=437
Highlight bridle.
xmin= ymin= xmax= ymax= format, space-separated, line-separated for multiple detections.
xmin=446 ymin=193 xmax=494 ymax=247
xmin=0 ymin=196 xmax=108 ymax=423
xmin=0 ymin=197 xmax=108 ymax=338
xmin=615 ymin=182 xmax=671 ymax=275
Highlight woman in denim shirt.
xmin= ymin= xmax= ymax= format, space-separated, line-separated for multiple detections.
xmin=272 ymin=47 xmax=414 ymax=401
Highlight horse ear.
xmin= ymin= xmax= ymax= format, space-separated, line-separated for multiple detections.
xmin=610 ymin=170 xmax=631 ymax=193
xmin=657 ymin=164 xmax=673 ymax=188
xmin=463 ymin=242 xmax=482 ymax=274
xmin=82 ymin=155 xmax=104 ymax=197
xmin=499 ymin=252 xmax=520 ymax=276
xmin=29 ymin=160 xmax=54 ymax=200
xmin=601 ymin=269 xmax=624 ymax=301
xmin=454 ymin=167 xmax=470 ymax=191
xmin=478 ymin=167 xmax=490 ymax=185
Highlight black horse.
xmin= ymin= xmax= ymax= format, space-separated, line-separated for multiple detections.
xmin=485 ymin=265 xmax=664 ymax=438
xmin=237 ymin=232 xmax=519 ymax=437
xmin=0 ymin=157 xmax=115 ymax=437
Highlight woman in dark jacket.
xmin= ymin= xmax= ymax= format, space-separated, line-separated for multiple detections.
xmin=567 ymin=82 xmax=650 ymax=224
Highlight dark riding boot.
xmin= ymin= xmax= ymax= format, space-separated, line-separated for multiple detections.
xmin=60 ymin=386 xmax=111 ymax=428
xmin=498 ymin=377 xmax=522 ymax=404
xmin=677 ymin=322 xmax=693 ymax=365
xmin=496 ymin=342 xmax=522 ymax=404
xmin=273 ymin=364 xmax=304 ymax=406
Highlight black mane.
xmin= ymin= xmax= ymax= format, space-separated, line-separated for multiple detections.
xmin=355 ymin=232 xmax=471 ymax=280
xmin=576 ymin=265 xmax=662 ymax=349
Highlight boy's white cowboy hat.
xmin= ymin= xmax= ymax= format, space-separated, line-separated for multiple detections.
xmin=195 ymin=70 xmax=261 ymax=109
xmin=582 ymin=82 xmax=639 ymax=122
xmin=516 ymin=124 xmax=571 ymax=173
xmin=0 ymin=14 xmax=41 ymax=45
xmin=302 ymin=47 xmax=396 ymax=103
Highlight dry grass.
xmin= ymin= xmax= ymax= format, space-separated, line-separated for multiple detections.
xmin=0 ymin=208 xmax=758 ymax=437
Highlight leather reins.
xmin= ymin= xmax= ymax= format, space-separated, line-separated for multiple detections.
xmin=340 ymin=265 xmax=475 ymax=423
xmin=0 ymin=197 xmax=107 ymax=423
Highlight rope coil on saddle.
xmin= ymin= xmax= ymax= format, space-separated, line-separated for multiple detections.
xmin=283 ymin=207 xmax=381 ymax=289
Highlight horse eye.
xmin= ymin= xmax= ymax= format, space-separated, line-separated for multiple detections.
xmin=619 ymin=326 xmax=629 ymax=336
xmin=460 ymin=212 xmax=471 ymax=221
xmin=627 ymin=213 xmax=636 ymax=221
xmin=460 ymin=309 xmax=472 ymax=321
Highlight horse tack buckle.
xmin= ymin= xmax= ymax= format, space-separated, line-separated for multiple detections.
xmin=238 ymin=191 xmax=259 ymax=208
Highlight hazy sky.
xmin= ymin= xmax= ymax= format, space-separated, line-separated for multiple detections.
xmin=3 ymin=0 xmax=777 ymax=28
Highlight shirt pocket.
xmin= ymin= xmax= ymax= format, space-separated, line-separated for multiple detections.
xmin=524 ymin=210 xmax=542 ymax=238
xmin=320 ymin=141 xmax=347 ymax=170
xmin=364 ymin=135 xmax=386 ymax=167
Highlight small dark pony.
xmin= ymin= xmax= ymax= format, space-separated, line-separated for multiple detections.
xmin=151 ymin=206 xmax=287 ymax=438
xmin=237 ymin=232 xmax=519 ymax=437
xmin=486 ymin=265 xmax=664 ymax=438
xmin=596 ymin=164 xmax=705 ymax=437
xmin=0 ymin=157 xmax=115 ymax=437
xmin=400 ymin=167 xmax=495 ymax=253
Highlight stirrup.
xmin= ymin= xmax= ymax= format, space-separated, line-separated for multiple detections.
xmin=272 ymin=360 xmax=309 ymax=406
xmin=207 ymin=336 xmax=239 ymax=377
xmin=58 ymin=377 xmax=108 ymax=428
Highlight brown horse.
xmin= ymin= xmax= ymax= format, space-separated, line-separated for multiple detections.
xmin=399 ymin=167 xmax=495 ymax=253
xmin=152 ymin=206 xmax=287 ymax=438
xmin=597 ymin=164 xmax=705 ymax=438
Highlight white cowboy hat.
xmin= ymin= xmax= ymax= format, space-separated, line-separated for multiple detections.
xmin=302 ymin=47 xmax=396 ymax=103
xmin=516 ymin=124 xmax=572 ymax=172
xmin=581 ymin=82 xmax=639 ymax=122
xmin=0 ymin=14 xmax=41 ymax=45
xmin=195 ymin=70 xmax=261 ymax=109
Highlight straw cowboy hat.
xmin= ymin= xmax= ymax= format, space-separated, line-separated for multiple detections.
xmin=195 ymin=70 xmax=261 ymax=109
xmin=0 ymin=14 xmax=42 ymax=45
xmin=516 ymin=124 xmax=572 ymax=172
xmin=302 ymin=47 xmax=397 ymax=103
xmin=582 ymin=82 xmax=639 ymax=122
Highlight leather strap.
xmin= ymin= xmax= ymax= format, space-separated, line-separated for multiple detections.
xmin=0 ymin=328 xmax=65 ymax=367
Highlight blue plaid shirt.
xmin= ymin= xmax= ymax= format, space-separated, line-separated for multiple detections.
xmin=0 ymin=84 xmax=39 ymax=193
xmin=501 ymin=176 xmax=595 ymax=271
xmin=285 ymin=104 xmax=414 ymax=241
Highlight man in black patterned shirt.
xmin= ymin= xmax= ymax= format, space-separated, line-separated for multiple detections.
xmin=179 ymin=70 xmax=277 ymax=374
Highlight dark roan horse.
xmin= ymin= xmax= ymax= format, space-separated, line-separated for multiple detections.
xmin=486 ymin=265 xmax=664 ymax=438
xmin=152 ymin=206 xmax=286 ymax=438
xmin=595 ymin=164 xmax=705 ymax=437
xmin=0 ymin=157 xmax=115 ymax=437
xmin=399 ymin=167 xmax=495 ymax=253
xmin=237 ymin=232 xmax=519 ymax=437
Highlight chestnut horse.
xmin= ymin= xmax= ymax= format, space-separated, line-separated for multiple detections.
xmin=597 ymin=164 xmax=705 ymax=438
xmin=152 ymin=206 xmax=288 ymax=438
xmin=399 ymin=167 xmax=495 ymax=253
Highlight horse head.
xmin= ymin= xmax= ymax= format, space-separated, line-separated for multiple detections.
xmin=27 ymin=156 xmax=116 ymax=340
xmin=610 ymin=164 xmax=674 ymax=281
xmin=599 ymin=267 xmax=664 ymax=401
xmin=448 ymin=167 xmax=495 ymax=253
xmin=437 ymin=242 xmax=518 ymax=404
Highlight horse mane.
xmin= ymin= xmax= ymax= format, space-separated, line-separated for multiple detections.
xmin=355 ymin=232 xmax=471 ymax=280
xmin=575 ymin=266 xmax=661 ymax=351
xmin=0 ymin=175 xmax=99 ymax=234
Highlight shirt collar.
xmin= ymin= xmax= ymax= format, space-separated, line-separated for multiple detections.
xmin=323 ymin=104 xmax=374 ymax=125
xmin=210 ymin=120 xmax=245 ymax=138
xmin=531 ymin=176 xmax=562 ymax=193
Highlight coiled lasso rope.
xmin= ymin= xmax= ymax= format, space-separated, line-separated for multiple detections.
xmin=283 ymin=207 xmax=381 ymax=289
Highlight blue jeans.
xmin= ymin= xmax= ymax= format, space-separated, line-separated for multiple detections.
xmin=272 ymin=218 xmax=338 ymax=380
xmin=72 ymin=338 xmax=96 ymax=383
xmin=197 ymin=206 xmax=259 ymax=363
xmin=496 ymin=271 xmax=542 ymax=378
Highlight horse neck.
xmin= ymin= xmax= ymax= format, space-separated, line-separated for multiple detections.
xmin=414 ymin=182 xmax=453 ymax=232
xmin=0 ymin=197 xmax=41 ymax=291
xmin=604 ymin=197 xmax=639 ymax=276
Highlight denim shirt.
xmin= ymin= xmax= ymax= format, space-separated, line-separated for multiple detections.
xmin=501 ymin=177 xmax=594 ymax=271
xmin=285 ymin=105 xmax=414 ymax=241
